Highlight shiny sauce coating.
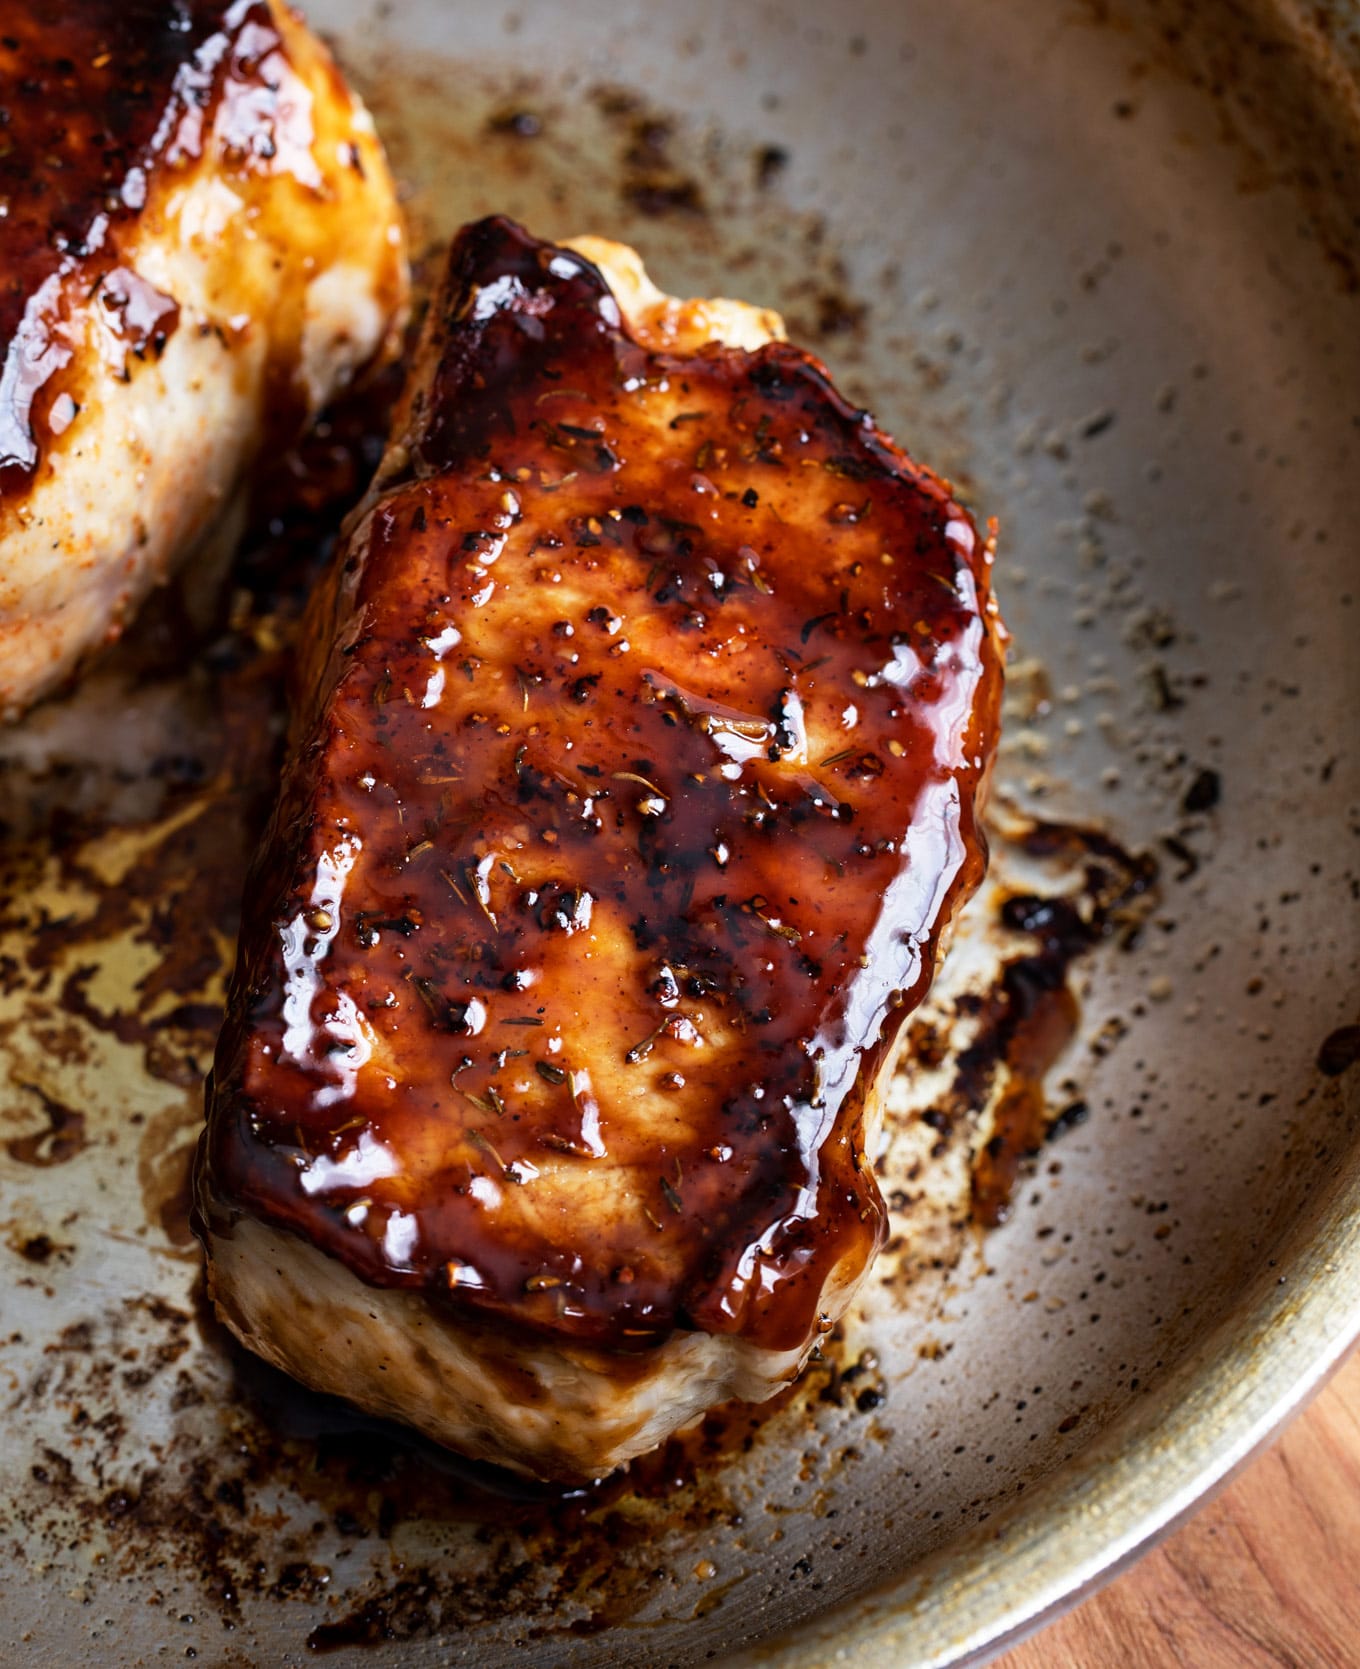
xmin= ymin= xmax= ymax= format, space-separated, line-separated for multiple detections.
xmin=0 ymin=0 xmax=340 ymax=493
xmin=202 ymin=217 xmax=1004 ymax=1355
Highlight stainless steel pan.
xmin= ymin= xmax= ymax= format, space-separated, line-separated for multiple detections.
xmin=2 ymin=2 xmax=1357 ymax=1663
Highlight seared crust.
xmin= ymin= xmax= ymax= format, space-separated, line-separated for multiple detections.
xmin=198 ymin=218 xmax=1003 ymax=1469
xmin=0 ymin=1 xmax=408 ymax=715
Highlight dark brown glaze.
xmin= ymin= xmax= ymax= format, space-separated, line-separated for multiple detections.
xmin=200 ymin=217 xmax=1005 ymax=1356
xmin=0 ymin=0 xmax=328 ymax=493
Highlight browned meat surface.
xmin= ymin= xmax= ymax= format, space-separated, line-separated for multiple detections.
xmin=196 ymin=217 xmax=1004 ymax=1479
xmin=0 ymin=1 xmax=407 ymax=717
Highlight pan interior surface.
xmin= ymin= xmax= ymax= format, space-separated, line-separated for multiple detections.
xmin=1 ymin=2 xmax=1357 ymax=1666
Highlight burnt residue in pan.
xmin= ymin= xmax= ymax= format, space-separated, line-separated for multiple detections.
xmin=3 ymin=1081 xmax=88 ymax=1168
xmin=967 ymin=820 xmax=1158 ymax=1227
xmin=10 ymin=1277 xmax=818 ymax=1645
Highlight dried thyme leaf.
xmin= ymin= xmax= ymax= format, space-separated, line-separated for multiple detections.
xmin=625 ymin=1024 xmax=665 ymax=1065
xmin=612 ymin=769 xmax=667 ymax=799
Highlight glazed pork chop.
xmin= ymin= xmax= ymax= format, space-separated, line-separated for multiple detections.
xmin=0 ymin=1 xmax=407 ymax=718
xmin=197 ymin=217 xmax=1004 ymax=1481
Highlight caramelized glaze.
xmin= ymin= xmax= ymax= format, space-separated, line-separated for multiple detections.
xmin=201 ymin=217 xmax=1005 ymax=1357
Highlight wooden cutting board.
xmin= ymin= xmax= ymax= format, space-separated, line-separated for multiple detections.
xmin=993 ymin=1349 xmax=1360 ymax=1668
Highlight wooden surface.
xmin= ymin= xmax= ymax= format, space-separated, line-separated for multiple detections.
xmin=994 ymin=1349 xmax=1360 ymax=1669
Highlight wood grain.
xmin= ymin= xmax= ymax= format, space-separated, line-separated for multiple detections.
xmin=994 ymin=1349 xmax=1360 ymax=1669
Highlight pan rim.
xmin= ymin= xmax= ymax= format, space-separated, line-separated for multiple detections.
xmin=728 ymin=1164 xmax=1360 ymax=1665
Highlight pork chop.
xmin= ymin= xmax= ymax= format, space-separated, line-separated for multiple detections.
xmin=0 ymin=1 xmax=407 ymax=718
xmin=196 ymin=217 xmax=1004 ymax=1481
